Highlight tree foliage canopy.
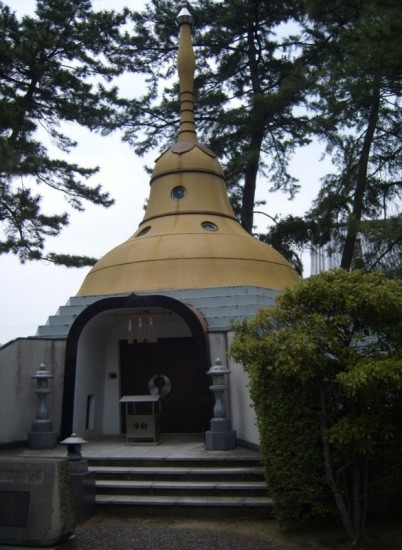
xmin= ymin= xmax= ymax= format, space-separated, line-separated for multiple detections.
xmin=1 ymin=0 xmax=401 ymax=273
xmin=0 ymin=0 xmax=135 ymax=265
xmin=231 ymin=269 xmax=402 ymax=545
xmin=304 ymin=0 xmax=402 ymax=271
xmin=120 ymin=0 xmax=402 ymax=273
xmin=120 ymin=0 xmax=311 ymax=233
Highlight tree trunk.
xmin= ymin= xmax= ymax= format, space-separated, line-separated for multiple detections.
xmin=240 ymin=125 xmax=265 ymax=233
xmin=352 ymin=454 xmax=362 ymax=546
xmin=340 ymin=85 xmax=381 ymax=270
xmin=9 ymin=77 xmax=39 ymax=144
xmin=240 ymin=26 xmax=265 ymax=234
xmin=319 ymin=384 xmax=356 ymax=541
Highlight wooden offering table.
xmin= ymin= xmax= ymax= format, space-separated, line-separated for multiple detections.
xmin=120 ymin=395 xmax=161 ymax=444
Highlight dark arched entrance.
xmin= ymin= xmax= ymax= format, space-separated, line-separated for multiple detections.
xmin=61 ymin=294 xmax=212 ymax=439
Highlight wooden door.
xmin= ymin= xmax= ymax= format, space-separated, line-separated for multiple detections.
xmin=120 ymin=338 xmax=203 ymax=433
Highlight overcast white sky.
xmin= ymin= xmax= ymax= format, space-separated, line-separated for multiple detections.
xmin=0 ymin=0 xmax=331 ymax=344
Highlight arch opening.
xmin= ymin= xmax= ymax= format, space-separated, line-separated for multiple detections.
xmin=61 ymin=294 xmax=212 ymax=440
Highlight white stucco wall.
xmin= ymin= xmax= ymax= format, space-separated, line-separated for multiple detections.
xmin=207 ymin=331 xmax=260 ymax=448
xmin=72 ymin=316 xmax=110 ymax=437
xmin=0 ymin=338 xmax=66 ymax=445
xmin=227 ymin=332 xmax=260 ymax=447
xmin=102 ymin=333 xmax=121 ymax=435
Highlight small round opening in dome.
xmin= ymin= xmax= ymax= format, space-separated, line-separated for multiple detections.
xmin=137 ymin=226 xmax=151 ymax=237
xmin=171 ymin=186 xmax=187 ymax=200
xmin=202 ymin=221 xmax=218 ymax=232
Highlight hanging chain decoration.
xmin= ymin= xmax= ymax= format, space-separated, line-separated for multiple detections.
xmin=128 ymin=319 xmax=135 ymax=345
xmin=147 ymin=316 xmax=158 ymax=343
xmin=125 ymin=310 xmax=170 ymax=345
xmin=137 ymin=316 xmax=145 ymax=343
xmin=127 ymin=316 xmax=145 ymax=344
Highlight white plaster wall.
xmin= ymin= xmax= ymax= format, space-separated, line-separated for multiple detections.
xmin=102 ymin=325 xmax=123 ymax=435
xmin=208 ymin=332 xmax=227 ymax=367
xmin=0 ymin=339 xmax=66 ymax=445
xmin=73 ymin=317 xmax=109 ymax=437
xmin=206 ymin=331 xmax=260 ymax=447
xmin=227 ymin=332 xmax=260 ymax=447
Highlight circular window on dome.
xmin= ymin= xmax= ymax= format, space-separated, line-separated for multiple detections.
xmin=137 ymin=226 xmax=151 ymax=237
xmin=171 ymin=186 xmax=187 ymax=200
xmin=202 ymin=221 xmax=218 ymax=232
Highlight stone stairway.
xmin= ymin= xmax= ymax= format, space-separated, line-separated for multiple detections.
xmin=88 ymin=457 xmax=273 ymax=517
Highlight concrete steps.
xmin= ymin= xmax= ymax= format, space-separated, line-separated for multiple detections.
xmin=88 ymin=457 xmax=273 ymax=517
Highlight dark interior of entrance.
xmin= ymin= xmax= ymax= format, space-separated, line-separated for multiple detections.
xmin=120 ymin=337 xmax=203 ymax=433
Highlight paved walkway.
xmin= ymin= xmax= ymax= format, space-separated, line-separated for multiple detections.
xmin=1 ymin=434 xmax=261 ymax=462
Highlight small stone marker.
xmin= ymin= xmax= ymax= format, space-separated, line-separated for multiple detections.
xmin=0 ymin=457 xmax=75 ymax=547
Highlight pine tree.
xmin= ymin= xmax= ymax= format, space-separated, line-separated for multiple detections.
xmin=304 ymin=0 xmax=402 ymax=271
xmin=0 ymin=0 xmax=135 ymax=265
xmin=120 ymin=0 xmax=311 ymax=232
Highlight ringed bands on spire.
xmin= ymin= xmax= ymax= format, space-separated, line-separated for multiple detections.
xmin=150 ymin=166 xmax=225 ymax=185
xmin=176 ymin=7 xmax=197 ymax=142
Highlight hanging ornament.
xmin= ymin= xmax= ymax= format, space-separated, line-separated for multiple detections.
xmin=147 ymin=316 xmax=158 ymax=343
xmin=128 ymin=318 xmax=135 ymax=345
xmin=137 ymin=316 xmax=144 ymax=343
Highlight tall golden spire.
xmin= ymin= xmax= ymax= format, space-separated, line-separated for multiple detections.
xmin=76 ymin=7 xmax=299 ymax=297
xmin=177 ymin=7 xmax=197 ymax=142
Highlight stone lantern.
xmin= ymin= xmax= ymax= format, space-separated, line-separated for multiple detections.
xmin=205 ymin=358 xmax=236 ymax=450
xmin=28 ymin=363 xmax=58 ymax=449
xmin=60 ymin=433 xmax=95 ymax=520
xmin=60 ymin=433 xmax=88 ymax=466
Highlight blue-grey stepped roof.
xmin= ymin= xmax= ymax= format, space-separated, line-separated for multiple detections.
xmin=35 ymin=286 xmax=279 ymax=339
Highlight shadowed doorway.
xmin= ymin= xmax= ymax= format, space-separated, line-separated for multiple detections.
xmin=120 ymin=337 xmax=203 ymax=433
xmin=62 ymin=294 xmax=212 ymax=440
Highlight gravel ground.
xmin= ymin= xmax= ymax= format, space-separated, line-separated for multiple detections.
xmin=71 ymin=524 xmax=271 ymax=549
xmin=63 ymin=516 xmax=274 ymax=550
xmin=60 ymin=513 xmax=402 ymax=550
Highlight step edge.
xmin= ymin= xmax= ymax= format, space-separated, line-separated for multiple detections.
xmin=95 ymin=480 xmax=268 ymax=489
xmin=96 ymin=495 xmax=274 ymax=506
xmin=89 ymin=467 xmax=264 ymax=474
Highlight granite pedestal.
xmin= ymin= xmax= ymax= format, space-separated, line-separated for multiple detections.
xmin=28 ymin=419 xmax=58 ymax=450
xmin=205 ymin=418 xmax=237 ymax=450
xmin=67 ymin=459 xmax=96 ymax=521
xmin=0 ymin=457 xmax=75 ymax=547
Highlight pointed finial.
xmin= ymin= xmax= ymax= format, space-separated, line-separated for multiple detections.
xmin=176 ymin=6 xmax=196 ymax=142
xmin=177 ymin=6 xmax=194 ymax=26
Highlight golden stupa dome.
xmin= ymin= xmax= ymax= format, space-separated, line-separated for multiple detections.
xmin=77 ymin=8 xmax=299 ymax=297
